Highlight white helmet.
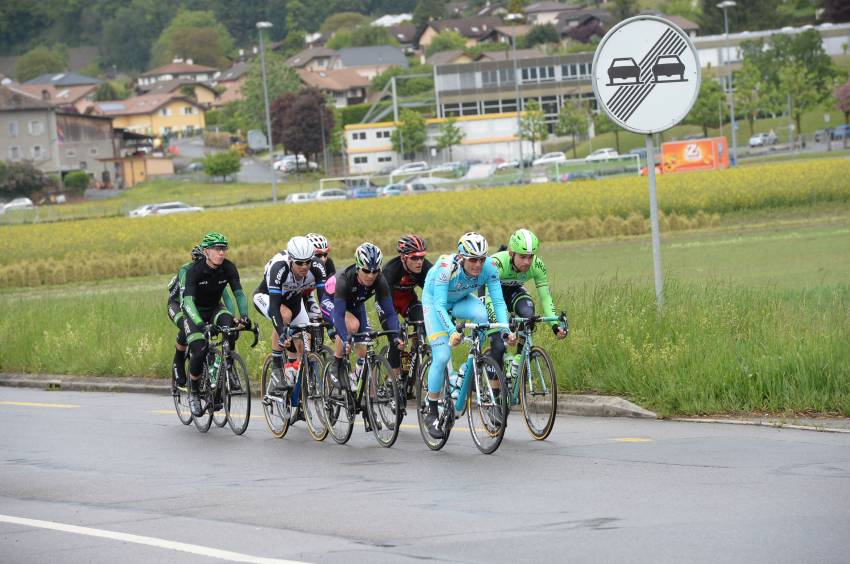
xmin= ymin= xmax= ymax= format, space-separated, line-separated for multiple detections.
xmin=457 ymin=232 xmax=488 ymax=258
xmin=306 ymin=233 xmax=329 ymax=253
xmin=286 ymin=236 xmax=314 ymax=261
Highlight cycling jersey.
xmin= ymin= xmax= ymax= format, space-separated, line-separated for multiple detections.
xmin=488 ymin=250 xmax=557 ymax=326
xmin=381 ymin=255 xmax=433 ymax=317
xmin=182 ymin=259 xmax=248 ymax=327
xmin=331 ymin=264 xmax=399 ymax=343
xmin=254 ymin=252 xmax=327 ymax=336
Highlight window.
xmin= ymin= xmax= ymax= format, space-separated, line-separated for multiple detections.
xmin=482 ymin=69 xmax=499 ymax=87
xmin=9 ymin=146 xmax=21 ymax=160
xmin=561 ymin=64 xmax=578 ymax=79
xmin=483 ymin=100 xmax=501 ymax=114
xmin=501 ymin=98 xmax=517 ymax=112
xmin=376 ymin=130 xmax=391 ymax=139
xmin=90 ymin=147 xmax=99 ymax=156
xmin=459 ymin=71 xmax=476 ymax=89
xmin=351 ymin=131 xmax=366 ymax=141
xmin=377 ymin=156 xmax=392 ymax=163
xmin=8 ymin=121 xmax=18 ymax=138
xmin=28 ymin=120 xmax=44 ymax=135
xmin=521 ymin=67 xmax=538 ymax=82
xmin=539 ymin=66 xmax=555 ymax=82
xmin=31 ymin=145 xmax=45 ymax=159
xmin=353 ymin=156 xmax=368 ymax=164
xmin=499 ymin=68 xmax=514 ymax=84
xmin=182 ymin=106 xmax=194 ymax=115
xmin=65 ymin=148 xmax=77 ymax=158
xmin=79 ymin=161 xmax=87 ymax=170
xmin=444 ymin=103 xmax=460 ymax=117
xmin=159 ymin=108 xmax=171 ymax=117
xmin=578 ymin=63 xmax=589 ymax=77
xmin=461 ymin=101 xmax=479 ymax=116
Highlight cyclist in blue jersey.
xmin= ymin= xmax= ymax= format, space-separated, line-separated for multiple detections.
xmin=421 ymin=232 xmax=516 ymax=439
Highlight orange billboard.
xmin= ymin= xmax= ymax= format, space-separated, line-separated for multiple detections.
xmin=661 ymin=137 xmax=729 ymax=173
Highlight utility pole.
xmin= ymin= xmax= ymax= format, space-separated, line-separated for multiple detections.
xmin=256 ymin=21 xmax=277 ymax=202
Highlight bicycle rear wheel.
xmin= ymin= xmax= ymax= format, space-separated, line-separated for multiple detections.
xmin=213 ymin=385 xmax=228 ymax=428
xmin=416 ymin=359 xmax=451 ymax=451
xmin=192 ymin=377 xmax=213 ymax=433
xmin=260 ymin=355 xmax=290 ymax=438
xmin=172 ymin=373 xmax=193 ymax=425
xmin=520 ymin=346 xmax=557 ymax=440
xmin=321 ymin=360 xmax=354 ymax=444
xmin=224 ymin=352 xmax=251 ymax=436
xmin=302 ymin=352 xmax=329 ymax=441
xmin=467 ymin=356 xmax=508 ymax=454
xmin=364 ymin=356 xmax=400 ymax=448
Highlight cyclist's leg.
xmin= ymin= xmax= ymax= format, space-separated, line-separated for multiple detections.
xmin=255 ymin=291 xmax=287 ymax=382
xmin=512 ymin=290 xmax=535 ymax=353
xmin=452 ymin=294 xmax=500 ymax=391
xmin=168 ymin=300 xmax=188 ymax=386
xmin=331 ymin=309 xmax=361 ymax=379
xmin=184 ymin=312 xmax=211 ymax=414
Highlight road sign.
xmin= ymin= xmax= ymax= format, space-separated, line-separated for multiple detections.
xmin=592 ymin=16 xmax=701 ymax=135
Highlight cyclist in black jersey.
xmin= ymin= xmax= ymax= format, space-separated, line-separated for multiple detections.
xmin=166 ymin=245 xmax=206 ymax=387
xmin=182 ymin=232 xmax=250 ymax=416
xmin=304 ymin=233 xmax=335 ymax=338
xmin=253 ymin=236 xmax=327 ymax=391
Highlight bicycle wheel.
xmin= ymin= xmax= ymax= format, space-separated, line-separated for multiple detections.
xmin=172 ymin=373 xmax=193 ymax=425
xmin=364 ymin=356 xmax=400 ymax=448
xmin=302 ymin=352 xmax=329 ymax=441
xmin=520 ymin=346 xmax=557 ymax=440
xmin=416 ymin=358 xmax=451 ymax=451
xmin=224 ymin=352 xmax=251 ymax=436
xmin=260 ymin=355 xmax=290 ymax=438
xmin=192 ymin=377 xmax=213 ymax=433
xmin=467 ymin=356 xmax=508 ymax=454
xmin=321 ymin=360 xmax=354 ymax=444
xmin=213 ymin=381 xmax=228 ymax=428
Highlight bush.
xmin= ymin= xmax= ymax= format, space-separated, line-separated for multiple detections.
xmin=63 ymin=171 xmax=90 ymax=194
xmin=202 ymin=150 xmax=241 ymax=181
xmin=0 ymin=161 xmax=51 ymax=198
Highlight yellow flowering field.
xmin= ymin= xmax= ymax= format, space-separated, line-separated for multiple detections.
xmin=2 ymin=159 xmax=848 ymax=288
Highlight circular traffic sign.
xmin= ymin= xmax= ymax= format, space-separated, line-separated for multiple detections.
xmin=592 ymin=16 xmax=701 ymax=135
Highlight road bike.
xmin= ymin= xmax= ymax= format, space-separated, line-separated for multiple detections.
xmin=416 ymin=321 xmax=509 ymax=454
xmin=186 ymin=320 xmax=259 ymax=435
xmin=260 ymin=322 xmax=328 ymax=441
xmin=320 ymin=330 xmax=401 ymax=447
xmin=380 ymin=317 xmax=430 ymax=405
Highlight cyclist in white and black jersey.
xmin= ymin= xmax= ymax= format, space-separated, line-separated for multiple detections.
xmin=253 ymin=236 xmax=327 ymax=391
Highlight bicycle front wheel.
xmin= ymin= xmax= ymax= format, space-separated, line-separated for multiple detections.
xmin=365 ymin=356 xmax=400 ymax=448
xmin=520 ymin=346 xmax=557 ymax=440
xmin=321 ymin=360 xmax=354 ymax=444
xmin=467 ymin=356 xmax=508 ymax=454
xmin=192 ymin=378 xmax=213 ymax=433
xmin=260 ymin=355 xmax=290 ymax=438
xmin=224 ymin=352 xmax=251 ymax=436
xmin=302 ymin=352 xmax=329 ymax=442
xmin=172 ymin=373 xmax=193 ymax=425
xmin=213 ymin=381 xmax=228 ymax=428
xmin=415 ymin=358 xmax=451 ymax=451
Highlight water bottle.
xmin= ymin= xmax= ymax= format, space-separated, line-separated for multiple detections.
xmin=351 ymin=357 xmax=365 ymax=391
xmin=449 ymin=363 xmax=465 ymax=400
xmin=400 ymin=350 xmax=412 ymax=376
xmin=509 ymin=354 xmax=521 ymax=383
xmin=209 ymin=354 xmax=221 ymax=387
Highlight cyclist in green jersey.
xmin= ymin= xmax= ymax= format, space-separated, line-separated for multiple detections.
xmin=484 ymin=228 xmax=567 ymax=370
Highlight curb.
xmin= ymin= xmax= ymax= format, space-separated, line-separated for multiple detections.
xmin=671 ymin=417 xmax=850 ymax=434
xmin=0 ymin=373 xmax=655 ymax=419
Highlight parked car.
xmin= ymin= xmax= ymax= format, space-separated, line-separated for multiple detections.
xmin=430 ymin=161 xmax=465 ymax=174
xmin=607 ymin=58 xmax=640 ymax=84
xmin=390 ymin=161 xmax=429 ymax=177
xmin=313 ymin=189 xmax=348 ymax=202
xmin=128 ymin=204 xmax=156 ymax=217
xmin=284 ymin=192 xmax=315 ymax=204
xmin=830 ymin=124 xmax=850 ymax=139
xmin=130 ymin=201 xmax=203 ymax=217
xmin=652 ymin=55 xmax=685 ymax=81
xmin=0 ymin=197 xmax=34 ymax=214
xmin=273 ymin=154 xmax=318 ymax=172
xmin=532 ymin=152 xmax=567 ymax=167
xmin=402 ymin=181 xmax=433 ymax=195
xmin=496 ymin=160 xmax=520 ymax=170
xmin=585 ymin=148 xmax=619 ymax=161
xmin=348 ymin=187 xmax=378 ymax=199
xmin=814 ymin=128 xmax=832 ymax=142
xmin=377 ymin=183 xmax=404 ymax=197
xmin=748 ymin=132 xmax=778 ymax=147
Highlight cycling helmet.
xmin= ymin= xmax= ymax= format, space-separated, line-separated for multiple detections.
xmin=355 ymin=242 xmax=383 ymax=270
xmin=456 ymin=232 xmax=488 ymax=258
xmin=508 ymin=228 xmax=539 ymax=255
xmin=200 ymin=231 xmax=228 ymax=248
xmin=190 ymin=245 xmax=204 ymax=261
xmin=286 ymin=236 xmax=315 ymax=261
xmin=306 ymin=232 xmax=329 ymax=253
xmin=397 ymin=234 xmax=427 ymax=256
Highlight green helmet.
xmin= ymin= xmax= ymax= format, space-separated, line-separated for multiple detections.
xmin=509 ymin=228 xmax=539 ymax=255
xmin=200 ymin=231 xmax=228 ymax=248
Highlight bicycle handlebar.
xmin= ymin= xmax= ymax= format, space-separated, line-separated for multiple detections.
xmin=454 ymin=321 xmax=511 ymax=332
xmin=205 ymin=319 xmax=260 ymax=348
xmin=347 ymin=330 xmax=400 ymax=344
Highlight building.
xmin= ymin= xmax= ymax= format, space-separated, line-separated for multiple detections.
xmin=344 ymin=113 xmax=538 ymax=174
xmin=13 ymin=83 xmax=99 ymax=114
xmin=136 ymin=59 xmax=218 ymax=88
xmin=387 ymin=24 xmax=418 ymax=54
xmin=24 ymin=72 xmax=101 ymax=88
xmin=212 ymin=61 xmax=250 ymax=106
xmin=426 ymin=48 xmax=545 ymax=66
xmin=330 ymin=46 xmax=409 ymax=80
xmin=286 ymin=48 xmax=338 ymax=71
xmin=526 ymin=2 xmax=583 ymax=26
xmin=89 ymin=93 xmax=205 ymax=137
xmin=296 ymin=69 xmax=372 ymax=108
xmin=136 ymin=79 xmax=220 ymax=107
xmin=417 ymin=17 xmax=502 ymax=50
xmin=494 ymin=25 xmax=532 ymax=45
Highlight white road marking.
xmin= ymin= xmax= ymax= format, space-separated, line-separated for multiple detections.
xmin=0 ymin=514 xmax=310 ymax=564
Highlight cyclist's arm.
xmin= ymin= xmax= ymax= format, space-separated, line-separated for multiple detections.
xmin=222 ymin=287 xmax=237 ymax=317
xmin=182 ymin=267 xmax=204 ymax=325
xmin=531 ymin=257 xmax=558 ymax=325
xmin=374 ymin=275 xmax=399 ymax=332
xmin=483 ymin=262 xmax=509 ymax=332
xmin=430 ymin=262 xmax=454 ymax=337
xmin=332 ymin=275 xmax=352 ymax=343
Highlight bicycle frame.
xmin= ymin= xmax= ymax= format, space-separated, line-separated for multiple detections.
xmin=505 ymin=314 xmax=567 ymax=405
xmin=450 ymin=321 xmax=510 ymax=414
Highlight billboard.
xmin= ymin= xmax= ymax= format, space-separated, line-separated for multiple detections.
xmin=661 ymin=137 xmax=729 ymax=173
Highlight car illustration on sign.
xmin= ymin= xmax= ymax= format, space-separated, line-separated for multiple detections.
xmin=607 ymin=58 xmax=641 ymax=85
xmin=652 ymin=54 xmax=686 ymax=82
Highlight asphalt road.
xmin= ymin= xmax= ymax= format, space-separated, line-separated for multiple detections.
xmin=1 ymin=387 xmax=848 ymax=563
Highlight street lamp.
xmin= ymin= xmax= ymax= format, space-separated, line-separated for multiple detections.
xmin=256 ymin=21 xmax=277 ymax=203
xmin=505 ymin=13 xmax=524 ymax=171
xmin=717 ymin=1 xmax=737 ymax=165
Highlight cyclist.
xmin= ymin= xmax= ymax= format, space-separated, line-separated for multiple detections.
xmin=182 ymin=232 xmax=250 ymax=416
xmin=304 ymin=232 xmax=335 ymax=343
xmin=380 ymin=235 xmax=432 ymax=380
xmin=253 ymin=236 xmax=327 ymax=392
xmin=306 ymin=233 xmax=335 ymax=276
xmin=421 ymin=232 xmax=515 ymax=439
xmin=485 ymin=228 xmax=568 ymax=372
xmin=327 ymin=243 xmax=404 ymax=396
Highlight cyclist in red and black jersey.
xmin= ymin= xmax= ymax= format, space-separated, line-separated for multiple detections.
xmin=380 ymin=235 xmax=432 ymax=374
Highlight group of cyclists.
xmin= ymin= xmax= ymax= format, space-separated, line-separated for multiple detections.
xmin=167 ymin=225 xmax=567 ymax=440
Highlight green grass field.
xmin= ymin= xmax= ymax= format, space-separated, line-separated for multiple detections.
xmin=2 ymin=204 xmax=848 ymax=417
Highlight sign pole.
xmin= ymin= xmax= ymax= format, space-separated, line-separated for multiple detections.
xmin=644 ymin=134 xmax=663 ymax=308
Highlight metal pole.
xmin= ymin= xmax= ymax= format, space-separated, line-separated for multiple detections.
xmin=645 ymin=134 xmax=664 ymax=308
xmin=258 ymin=25 xmax=277 ymax=203
xmin=511 ymin=18 xmax=524 ymax=171
xmin=319 ymin=105 xmax=329 ymax=174
xmin=392 ymin=76 xmax=404 ymax=160
xmin=723 ymin=7 xmax=738 ymax=165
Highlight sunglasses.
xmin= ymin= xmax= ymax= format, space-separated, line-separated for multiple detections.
xmin=293 ymin=259 xmax=311 ymax=266
xmin=406 ymin=255 xmax=425 ymax=262
xmin=465 ymin=256 xmax=486 ymax=263
xmin=360 ymin=268 xmax=380 ymax=275
xmin=314 ymin=252 xmax=328 ymax=258
xmin=208 ymin=245 xmax=228 ymax=252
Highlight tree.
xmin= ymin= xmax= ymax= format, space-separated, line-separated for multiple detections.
xmin=150 ymin=9 xmax=234 ymax=68
xmin=239 ymin=52 xmax=301 ymax=131
xmin=686 ymin=78 xmax=726 ymax=137
xmin=100 ymin=3 xmax=166 ymax=72
xmin=372 ymin=64 xmax=434 ymax=96
xmin=734 ymin=62 xmax=772 ymax=136
xmin=425 ymin=31 xmax=467 ymax=57
xmin=15 ymin=46 xmax=67 ymax=83
xmin=778 ymin=61 xmax=821 ymax=137
xmin=519 ymin=99 xmax=548 ymax=161
xmin=271 ymin=88 xmax=334 ymax=167
xmin=555 ymin=99 xmax=587 ymax=158
xmin=699 ymin=0 xmax=788 ymax=35
xmin=436 ymin=118 xmax=464 ymax=161
xmin=836 ymin=78 xmax=850 ymax=124
xmin=202 ymin=150 xmax=241 ymax=182
xmin=413 ymin=0 xmax=447 ymax=30
xmin=820 ymin=0 xmax=850 ymax=22
xmin=659 ymin=0 xmax=702 ymax=19
xmin=321 ymin=12 xmax=370 ymax=34
xmin=506 ymin=0 xmax=526 ymax=15
xmin=392 ymin=109 xmax=427 ymax=160
xmin=63 ymin=171 xmax=90 ymax=195
xmin=520 ymin=24 xmax=560 ymax=49
xmin=594 ymin=111 xmax=622 ymax=153
xmin=94 ymin=82 xmax=118 ymax=102
xmin=612 ymin=0 xmax=638 ymax=20
xmin=327 ymin=25 xmax=398 ymax=49
xmin=0 ymin=161 xmax=51 ymax=198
